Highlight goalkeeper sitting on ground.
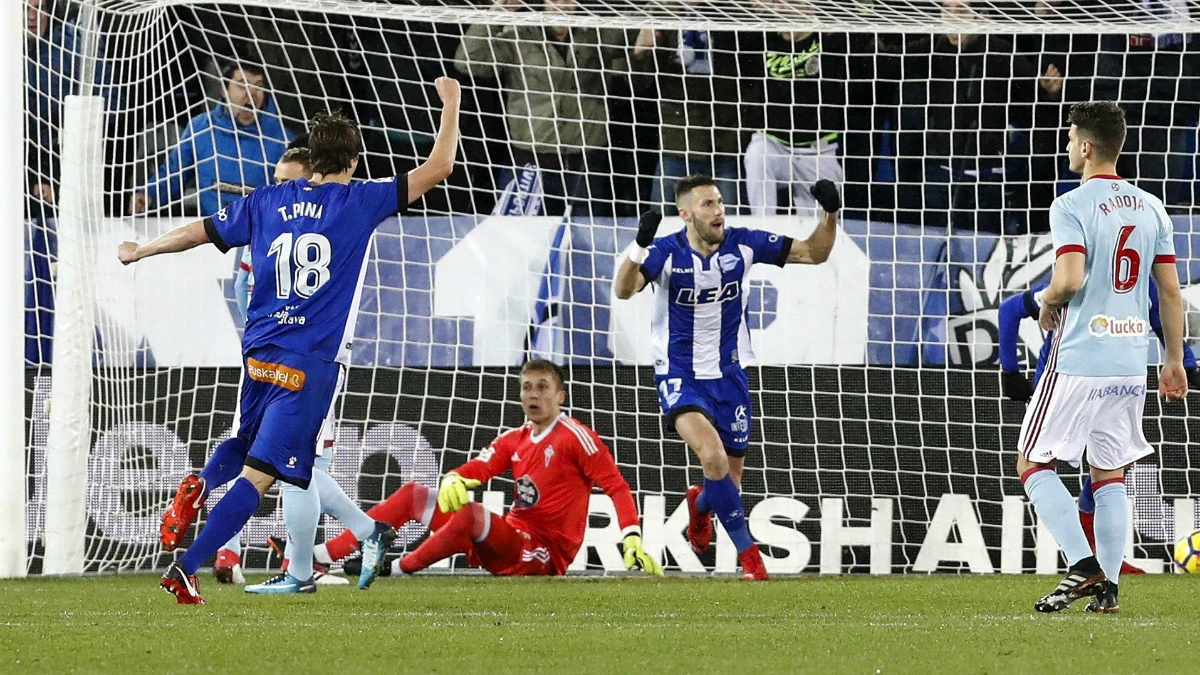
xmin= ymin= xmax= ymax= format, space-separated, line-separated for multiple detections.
xmin=318 ymin=359 xmax=661 ymax=583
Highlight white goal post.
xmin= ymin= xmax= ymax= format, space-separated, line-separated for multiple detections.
xmin=16 ymin=0 xmax=1200 ymax=578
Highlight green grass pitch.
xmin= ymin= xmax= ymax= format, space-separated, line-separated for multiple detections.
xmin=1 ymin=574 xmax=1196 ymax=674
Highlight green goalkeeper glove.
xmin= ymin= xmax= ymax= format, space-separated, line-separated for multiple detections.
xmin=622 ymin=533 xmax=663 ymax=576
xmin=437 ymin=473 xmax=481 ymax=513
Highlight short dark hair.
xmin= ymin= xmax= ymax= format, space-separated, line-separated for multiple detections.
xmin=1068 ymin=101 xmax=1126 ymax=161
xmin=221 ymin=61 xmax=266 ymax=84
xmin=287 ymin=133 xmax=309 ymax=151
xmin=279 ymin=147 xmax=312 ymax=169
xmin=674 ymin=174 xmax=718 ymax=204
xmin=521 ymin=359 xmax=565 ymax=390
xmin=308 ymin=111 xmax=361 ymax=175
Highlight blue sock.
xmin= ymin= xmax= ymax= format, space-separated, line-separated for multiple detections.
xmin=179 ymin=478 xmax=260 ymax=575
xmin=1092 ymin=481 xmax=1129 ymax=584
xmin=199 ymin=437 xmax=249 ymax=498
xmin=695 ymin=488 xmax=711 ymax=515
xmin=1078 ymin=475 xmax=1095 ymax=514
xmin=281 ymin=481 xmax=320 ymax=582
xmin=1023 ymin=469 xmax=1093 ymax=566
xmin=702 ymin=475 xmax=754 ymax=552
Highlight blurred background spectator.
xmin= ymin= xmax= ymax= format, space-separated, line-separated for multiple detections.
xmin=130 ymin=62 xmax=293 ymax=217
xmin=895 ymin=0 xmax=1063 ymax=234
xmin=741 ymin=29 xmax=847 ymax=216
xmin=454 ymin=0 xmax=631 ymax=217
xmin=629 ymin=27 xmax=754 ymax=215
xmin=1093 ymin=0 xmax=1198 ymax=208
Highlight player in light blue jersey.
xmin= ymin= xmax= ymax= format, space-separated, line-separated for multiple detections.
xmin=120 ymin=77 xmax=462 ymax=604
xmin=614 ymin=174 xmax=841 ymax=580
xmin=1017 ymin=102 xmax=1187 ymax=614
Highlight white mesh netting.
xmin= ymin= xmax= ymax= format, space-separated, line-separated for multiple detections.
xmin=22 ymin=0 xmax=1200 ymax=575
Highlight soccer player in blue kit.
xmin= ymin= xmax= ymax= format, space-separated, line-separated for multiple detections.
xmin=118 ymin=76 xmax=462 ymax=604
xmin=614 ymin=175 xmax=841 ymax=580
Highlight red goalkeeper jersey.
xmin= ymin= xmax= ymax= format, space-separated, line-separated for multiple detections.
xmin=452 ymin=413 xmax=640 ymax=574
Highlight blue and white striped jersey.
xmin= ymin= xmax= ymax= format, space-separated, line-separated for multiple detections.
xmin=639 ymin=227 xmax=792 ymax=379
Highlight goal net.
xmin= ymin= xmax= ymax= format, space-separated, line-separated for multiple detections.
xmin=18 ymin=0 xmax=1200 ymax=577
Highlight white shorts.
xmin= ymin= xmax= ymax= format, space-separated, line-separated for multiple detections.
xmin=1018 ymin=372 xmax=1153 ymax=470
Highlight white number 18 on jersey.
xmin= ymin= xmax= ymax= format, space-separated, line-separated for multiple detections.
xmin=268 ymin=232 xmax=332 ymax=299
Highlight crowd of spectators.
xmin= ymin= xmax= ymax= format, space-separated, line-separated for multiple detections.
xmin=23 ymin=0 xmax=1200 ymax=236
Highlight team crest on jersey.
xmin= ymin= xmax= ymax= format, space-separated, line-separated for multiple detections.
xmin=544 ymin=445 xmax=555 ymax=467
xmin=514 ymin=475 xmax=540 ymax=509
xmin=1088 ymin=314 xmax=1146 ymax=338
xmin=718 ymin=254 xmax=741 ymax=272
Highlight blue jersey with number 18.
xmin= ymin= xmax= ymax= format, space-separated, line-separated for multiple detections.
xmin=204 ymin=176 xmax=408 ymax=365
xmin=1048 ymin=174 xmax=1176 ymax=377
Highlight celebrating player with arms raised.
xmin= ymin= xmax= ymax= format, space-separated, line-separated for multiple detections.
xmin=309 ymin=359 xmax=661 ymax=581
xmin=613 ymin=174 xmax=841 ymax=580
xmin=119 ymin=77 xmax=462 ymax=604
xmin=1019 ymin=101 xmax=1187 ymax=614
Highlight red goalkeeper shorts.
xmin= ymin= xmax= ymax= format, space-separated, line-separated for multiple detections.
xmin=467 ymin=514 xmax=558 ymax=577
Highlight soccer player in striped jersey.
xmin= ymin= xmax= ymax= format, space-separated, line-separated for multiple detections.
xmin=613 ymin=174 xmax=841 ymax=580
xmin=119 ymin=77 xmax=462 ymax=604
xmin=309 ymin=360 xmax=662 ymax=579
xmin=1019 ymin=101 xmax=1187 ymax=614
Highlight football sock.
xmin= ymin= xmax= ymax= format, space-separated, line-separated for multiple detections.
xmin=695 ymin=487 xmax=711 ymax=515
xmin=399 ymin=503 xmax=489 ymax=575
xmin=1078 ymin=475 xmax=1095 ymax=514
xmin=1092 ymin=478 xmax=1128 ymax=585
xmin=281 ymin=480 xmax=321 ymax=581
xmin=322 ymin=482 xmax=438 ymax=563
xmin=312 ymin=468 xmax=377 ymax=540
xmin=312 ymin=544 xmax=333 ymax=566
xmin=1022 ymin=467 xmax=1093 ymax=566
xmin=179 ymin=478 xmax=260 ymax=575
xmin=198 ymin=437 xmax=248 ymax=498
xmin=702 ymin=475 xmax=755 ymax=552
xmin=219 ymin=531 xmax=241 ymax=558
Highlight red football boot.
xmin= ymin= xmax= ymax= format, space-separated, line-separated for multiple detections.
xmin=212 ymin=548 xmax=245 ymax=584
xmin=685 ymin=486 xmax=714 ymax=554
xmin=160 ymin=475 xmax=205 ymax=552
xmin=738 ymin=545 xmax=770 ymax=581
xmin=160 ymin=561 xmax=206 ymax=605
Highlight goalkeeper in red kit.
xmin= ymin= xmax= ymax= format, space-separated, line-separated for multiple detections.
xmin=318 ymin=359 xmax=662 ymax=583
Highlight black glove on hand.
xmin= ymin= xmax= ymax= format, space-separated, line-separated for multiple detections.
xmin=636 ymin=210 xmax=662 ymax=248
xmin=1001 ymin=371 xmax=1035 ymax=402
xmin=1187 ymin=367 xmax=1200 ymax=391
xmin=809 ymin=179 xmax=841 ymax=214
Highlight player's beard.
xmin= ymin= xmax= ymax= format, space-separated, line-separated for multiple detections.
xmin=695 ymin=216 xmax=725 ymax=246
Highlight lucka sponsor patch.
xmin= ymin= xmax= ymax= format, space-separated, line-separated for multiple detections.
xmin=1087 ymin=314 xmax=1146 ymax=338
xmin=246 ymin=358 xmax=306 ymax=392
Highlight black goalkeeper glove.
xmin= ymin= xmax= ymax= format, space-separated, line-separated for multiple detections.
xmin=1001 ymin=371 xmax=1035 ymax=402
xmin=1187 ymin=367 xmax=1200 ymax=391
xmin=636 ymin=210 xmax=662 ymax=248
xmin=809 ymin=179 xmax=841 ymax=214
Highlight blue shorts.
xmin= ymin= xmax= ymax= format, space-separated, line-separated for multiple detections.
xmin=655 ymin=370 xmax=752 ymax=457
xmin=235 ymin=345 xmax=342 ymax=489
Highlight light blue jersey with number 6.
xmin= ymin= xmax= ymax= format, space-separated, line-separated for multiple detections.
xmin=1048 ymin=174 xmax=1176 ymax=377
xmin=204 ymin=176 xmax=408 ymax=365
